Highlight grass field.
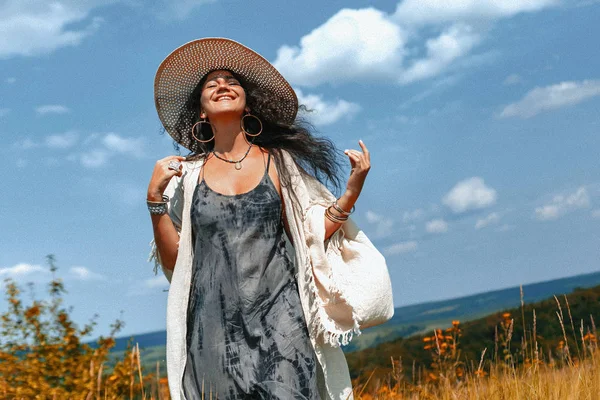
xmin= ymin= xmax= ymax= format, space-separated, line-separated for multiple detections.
xmin=3 ymin=259 xmax=599 ymax=398
xmin=83 ymin=337 xmax=600 ymax=399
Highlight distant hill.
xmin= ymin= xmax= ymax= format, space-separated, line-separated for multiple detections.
xmin=346 ymin=281 xmax=600 ymax=381
xmin=343 ymin=270 xmax=600 ymax=352
xmin=108 ymin=270 xmax=600 ymax=367
xmin=110 ymin=329 xmax=166 ymax=352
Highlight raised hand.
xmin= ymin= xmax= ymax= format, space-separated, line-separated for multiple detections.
xmin=147 ymin=155 xmax=186 ymax=201
xmin=343 ymin=140 xmax=370 ymax=199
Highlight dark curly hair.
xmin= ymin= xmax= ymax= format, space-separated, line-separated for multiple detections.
xmin=171 ymin=71 xmax=343 ymax=193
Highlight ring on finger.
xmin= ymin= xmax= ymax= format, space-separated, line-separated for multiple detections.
xmin=168 ymin=160 xmax=182 ymax=171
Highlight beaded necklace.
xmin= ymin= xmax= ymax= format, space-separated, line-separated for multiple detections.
xmin=212 ymin=142 xmax=253 ymax=170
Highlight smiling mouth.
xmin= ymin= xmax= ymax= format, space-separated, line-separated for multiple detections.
xmin=215 ymin=96 xmax=234 ymax=101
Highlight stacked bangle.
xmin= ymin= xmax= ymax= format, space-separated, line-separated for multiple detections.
xmin=325 ymin=200 xmax=355 ymax=224
xmin=331 ymin=202 xmax=354 ymax=216
xmin=147 ymin=195 xmax=169 ymax=215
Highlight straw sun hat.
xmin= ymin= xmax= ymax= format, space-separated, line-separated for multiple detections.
xmin=154 ymin=37 xmax=298 ymax=152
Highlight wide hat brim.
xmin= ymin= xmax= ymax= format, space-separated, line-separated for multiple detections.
xmin=154 ymin=38 xmax=298 ymax=152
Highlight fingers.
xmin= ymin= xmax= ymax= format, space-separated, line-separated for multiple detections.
xmin=149 ymin=155 xmax=186 ymax=199
xmin=344 ymin=150 xmax=362 ymax=163
xmin=167 ymin=159 xmax=183 ymax=172
xmin=157 ymin=156 xmax=186 ymax=171
xmin=153 ymin=156 xmax=184 ymax=182
xmin=358 ymin=139 xmax=369 ymax=158
xmin=344 ymin=140 xmax=371 ymax=174
xmin=345 ymin=149 xmax=362 ymax=157
xmin=345 ymin=140 xmax=370 ymax=158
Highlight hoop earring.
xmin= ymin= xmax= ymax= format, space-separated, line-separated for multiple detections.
xmin=241 ymin=113 xmax=263 ymax=137
xmin=191 ymin=118 xmax=214 ymax=143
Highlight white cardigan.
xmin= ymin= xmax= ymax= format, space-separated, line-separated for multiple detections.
xmin=150 ymin=151 xmax=394 ymax=399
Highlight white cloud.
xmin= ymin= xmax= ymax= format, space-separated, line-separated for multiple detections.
xmin=75 ymin=133 xmax=143 ymax=168
xmin=503 ymin=74 xmax=523 ymax=85
xmin=274 ymin=2 xmax=557 ymax=87
xmin=0 ymin=263 xmax=48 ymax=278
xmin=384 ymin=241 xmax=418 ymax=255
xmin=500 ymin=80 xmax=600 ymax=118
xmin=273 ymin=8 xmax=406 ymax=87
xmin=443 ymin=177 xmax=497 ymax=214
xmin=426 ymin=219 xmax=448 ymax=234
xmin=365 ymin=210 xmax=394 ymax=238
xmin=0 ymin=1 xmax=108 ymax=59
xmin=4 ymin=77 xmax=16 ymax=84
xmin=12 ymin=138 xmax=39 ymax=150
xmin=0 ymin=1 xmax=219 ymax=57
xmin=46 ymin=131 xmax=78 ymax=148
xmin=393 ymin=0 xmax=558 ymax=26
xmin=365 ymin=210 xmax=381 ymax=224
xmin=102 ymin=133 xmax=143 ymax=154
xmin=535 ymin=187 xmax=591 ymax=221
xmin=36 ymin=104 xmax=71 ymax=115
xmin=152 ymin=0 xmax=216 ymax=20
xmin=399 ymin=23 xmax=481 ymax=84
xmin=296 ymin=89 xmax=361 ymax=126
xmin=475 ymin=212 xmax=500 ymax=229
xmin=403 ymin=208 xmax=425 ymax=222
xmin=0 ymin=108 xmax=10 ymax=117
xmin=592 ymin=209 xmax=600 ymax=218
xmin=536 ymin=205 xmax=560 ymax=220
xmin=80 ymin=149 xmax=110 ymax=168
xmin=68 ymin=266 xmax=105 ymax=281
xmin=12 ymin=132 xmax=142 ymax=167
xmin=14 ymin=132 xmax=79 ymax=151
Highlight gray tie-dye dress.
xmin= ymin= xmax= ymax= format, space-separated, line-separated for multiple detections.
xmin=182 ymin=154 xmax=320 ymax=400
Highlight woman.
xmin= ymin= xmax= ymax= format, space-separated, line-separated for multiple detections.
xmin=148 ymin=38 xmax=394 ymax=400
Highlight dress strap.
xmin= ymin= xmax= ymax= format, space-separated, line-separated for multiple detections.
xmin=266 ymin=152 xmax=271 ymax=173
xmin=198 ymin=156 xmax=207 ymax=184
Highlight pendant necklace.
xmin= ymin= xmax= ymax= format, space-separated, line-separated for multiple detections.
xmin=212 ymin=142 xmax=253 ymax=170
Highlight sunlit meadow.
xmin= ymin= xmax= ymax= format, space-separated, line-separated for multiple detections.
xmin=2 ymin=256 xmax=599 ymax=399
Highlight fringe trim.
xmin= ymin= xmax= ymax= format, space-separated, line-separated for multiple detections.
xmin=301 ymin=201 xmax=363 ymax=348
xmin=148 ymin=239 xmax=160 ymax=276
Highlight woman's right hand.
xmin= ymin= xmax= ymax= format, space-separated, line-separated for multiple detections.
xmin=147 ymin=155 xmax=186 ymax=201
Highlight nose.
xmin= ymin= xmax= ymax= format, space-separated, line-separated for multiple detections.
xmin=216 ymin=79 xmax=232 ymax=92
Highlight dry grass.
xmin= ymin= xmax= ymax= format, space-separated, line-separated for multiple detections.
xmin=353 ymin=352 xmax=600 ymax=399
xmin=3 ymin=259 xmax=599 ymax=399
xmin=351 ymin=288 xmax=600 ymax=399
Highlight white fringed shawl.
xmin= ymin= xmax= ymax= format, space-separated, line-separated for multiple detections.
xmin=150 ymin=151 xmax=394 ymax=400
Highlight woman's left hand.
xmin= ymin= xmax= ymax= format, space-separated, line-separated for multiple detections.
xmin=323 ymin=140 xmax=370 ymax=239
xmin=344 ymin=140 xmax=370 ymax=199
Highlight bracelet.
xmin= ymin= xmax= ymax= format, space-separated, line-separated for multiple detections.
xmin=147 ymin=195 xmax=169 ymax=215
xmin=331 ymin=201 xmax=354 ymax=216
xmin=325 ymin=206 xmax=349 ymax=223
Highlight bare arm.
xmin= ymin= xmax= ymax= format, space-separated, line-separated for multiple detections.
xmin=150 ymin=212 xmax=180 ymax=271
xmin=148 ymin=155 xmax=186 ymax=271
xmin=324 ymin=140 xmax=370 ymax=240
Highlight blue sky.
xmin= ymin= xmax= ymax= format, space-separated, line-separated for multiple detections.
xmin=1 ymin=0 xmax=599 ymax=339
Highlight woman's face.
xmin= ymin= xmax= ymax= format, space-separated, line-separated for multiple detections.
xmin=199 ymin=70 xmax=247 ymax=121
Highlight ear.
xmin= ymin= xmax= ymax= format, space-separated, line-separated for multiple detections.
xmin=244 ymin=107 xmax=250 ymax=114
xmin=199 ymin=110 xmax=206 ymax=119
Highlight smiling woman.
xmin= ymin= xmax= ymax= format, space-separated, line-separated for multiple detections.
xmin=148 ymin=38 xmax=394 ymax=400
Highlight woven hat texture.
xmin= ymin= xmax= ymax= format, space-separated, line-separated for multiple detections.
xmin=154 ymin=38 xmax=298 ymax=152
